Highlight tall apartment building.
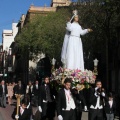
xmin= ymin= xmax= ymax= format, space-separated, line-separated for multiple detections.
xmin=2 ymin=23 xmax=18 ymax=51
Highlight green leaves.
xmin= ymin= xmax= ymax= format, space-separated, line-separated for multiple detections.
xmin=15 ymin=8 xmax=70 ymax=60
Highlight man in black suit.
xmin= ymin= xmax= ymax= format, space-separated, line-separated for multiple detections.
xmin=15 ymin=81 xmax=25 ymax=103
xmin=0 ymin=80 xmax=8 ymax=108
xmin=56 ymin=78 xmax=76 ymax=120
xmin=89 ymin=80 xmax=106 ymax=120
xmin=26 ymin=81 xmax=33 ymax=102
xmin=12 ymin=99 xmax=31 ymax=120
xmin=15 ymin=81 xmax=24 ymax=95
xmin=32 ymin=80 xmax=39 ymax=107
xmin=72 ymin=88 xmax=87 ymax=120
xmin=38 ymin=76 xmax=55 ymax=120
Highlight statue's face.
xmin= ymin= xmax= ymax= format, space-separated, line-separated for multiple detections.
xmin=74 ymin=15 xmax=79 ymax=22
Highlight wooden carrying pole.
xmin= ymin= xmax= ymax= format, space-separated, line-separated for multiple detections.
xmin=16 ymin=94 xmax=21 ymax=120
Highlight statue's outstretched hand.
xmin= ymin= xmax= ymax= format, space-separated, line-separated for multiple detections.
xmin=88 ymin=28 xmax=93 ymax=32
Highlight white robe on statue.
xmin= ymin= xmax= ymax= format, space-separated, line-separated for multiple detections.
xmin=65 ymin=22 xmax=88 ymax=71
xmin=61 ymin=22 xmax=70 ymax=66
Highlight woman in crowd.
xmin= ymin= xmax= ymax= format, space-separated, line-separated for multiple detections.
xmin=7 ymin=82 xmax=13 ymax=105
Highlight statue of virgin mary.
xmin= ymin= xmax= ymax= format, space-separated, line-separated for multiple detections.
xmin=61 ymin=10 xmax=92 ymax=71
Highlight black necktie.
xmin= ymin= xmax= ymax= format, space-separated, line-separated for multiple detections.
xmin=29 ymin=86 xmax=31 ymax=94
xmin=45 ymin=85 xmax=49 ymax=100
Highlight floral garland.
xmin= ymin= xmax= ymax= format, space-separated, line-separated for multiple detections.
xmin=50 ymin=67 xmax=96 ymax=91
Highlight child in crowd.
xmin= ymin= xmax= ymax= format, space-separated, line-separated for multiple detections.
xmin=104 ymin=92 xmax=116 ymax=120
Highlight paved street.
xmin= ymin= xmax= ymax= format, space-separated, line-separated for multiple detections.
xmin=0 ymin=101 xmax=119 ymax=120
xmin=0 ymin=99 xmax=88 ymax=120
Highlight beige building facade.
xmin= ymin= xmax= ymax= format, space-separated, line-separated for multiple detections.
xmin=51 ymin=0 xmax=71 ymax=7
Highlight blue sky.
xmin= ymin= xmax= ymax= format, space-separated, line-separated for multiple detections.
xmin=0 ymin=0 xmax=51 ymax=43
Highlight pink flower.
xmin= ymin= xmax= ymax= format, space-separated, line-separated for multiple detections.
xmin=93 ymin=75 xmax=96 ymax=79
xmin=81 ymin=79 xmax=85 ymax=84
xmin=85 ymin=77 xmax=89 ymax=83
xmin=83 ymin=72 xmax=87 ymax=76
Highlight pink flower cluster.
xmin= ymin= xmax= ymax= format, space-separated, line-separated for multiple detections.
xmin=51 ymin=67 xmax=96 ymax=84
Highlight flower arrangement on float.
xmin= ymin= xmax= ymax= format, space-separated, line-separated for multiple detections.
xmin=50 ymin=67 xmax=96 ymax=91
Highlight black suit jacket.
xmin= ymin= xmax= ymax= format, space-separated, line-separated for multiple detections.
xmin=0 ymin=85 xmax=8 ymax=97
xmin=33 ymin=84 xmax=40 ymax=96
xmin=89 ymin=88 xmax=105 ymax=107
xmin=104 ymin=97 xmax=116 ymax=114
xmin=38 ymin=84 xmax=54 ymax=106
xmin=56 ymin=88 xmax=76 ymax=116
xmin=12 ymin=107 xmax=31 ymax=120
xmin=77 ymin=90 xmax=86 ymax=111
xmin=15 ymin=85 xmax=25 ymax=95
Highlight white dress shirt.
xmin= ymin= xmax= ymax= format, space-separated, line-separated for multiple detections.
xmin=108 ymin=100 xmax=113 ymax=108
xmin=36 ymin=84 xmax=38 ymax=89
xmin=63 ymin=89 xmax=76 ymax=110
xmin=90 ymin=94 xmax=103 ymax=109
xmin=20 ymin=107 xmax=24 ymax=115
xmin=2 ymin=85 xmax=5 ymax=93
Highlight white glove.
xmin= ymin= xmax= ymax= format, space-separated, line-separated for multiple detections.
xmin=101 ymin=92 xmax=105 ymax=97
xmin=95 ymin=87 xmax=99 ymax=91
xmin=15 ymin=115 xmax=19 ymax=119
xmin=94 ymin=92 xmax=99 ymax=97
xmin=38 ymin=106 xmax=42 ymax=112
xmin=27 ymin=86 xmax=29 ymax=89
xmin=32 ymin=94 xmax=34 ymax=96
xmin=58 ymin=115 xmax=63 ymax=120
xmin=27 ymin=102 xmax=30 ymax=109
xmin=6 ymin=94 xmax=8 ymax=97
xmin=84 ymin=106 xmax=87 ymax=111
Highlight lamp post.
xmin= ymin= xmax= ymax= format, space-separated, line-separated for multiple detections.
xmin=93 ymin=58 xmax=99 ymax=75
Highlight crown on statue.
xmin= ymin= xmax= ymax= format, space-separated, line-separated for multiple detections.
xmin=72 ymin=10 xmax=78 ymax=16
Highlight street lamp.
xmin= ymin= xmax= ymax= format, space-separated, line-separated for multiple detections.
xmin=93 ymin=58 xmax=99 ymax=75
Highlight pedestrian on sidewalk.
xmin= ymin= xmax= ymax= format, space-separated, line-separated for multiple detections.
xmin=0 ymin=80 xmax=8 ymax=108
